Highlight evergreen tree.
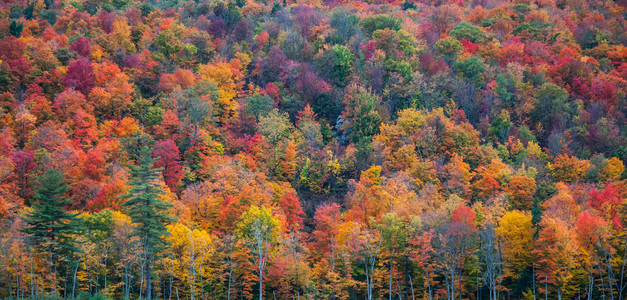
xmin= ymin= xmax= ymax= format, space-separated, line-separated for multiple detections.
xmin=120 ymin=146 xmax=177 ymax=300
xmin=20 ymin=169 xmax=80 ymax=291
xmin=9 ymin=20 xmax=23 ymax=37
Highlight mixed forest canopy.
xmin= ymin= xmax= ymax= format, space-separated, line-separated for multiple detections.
xmin=0 ymin=0 xmax=626 ymax=299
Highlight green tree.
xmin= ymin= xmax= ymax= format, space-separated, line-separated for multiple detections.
xmin=342 ymin=84 xmax=382 ymax=144
xmin=315 ymin=45 xmax=355 ymax=86
xmin=20 ymin=169 xmax=81 ymax=291
xmin=375 ymin=213 xmax=407 ymax=300
xmin=435 ymin=36 xmax=463 ymax=64
xmin=450 ymin=22 xmax=486 ymax=43
xmin=455 ymin=56 xmax=486 ymax=85
xmin=120 ymin=146 xmax=177 ymax=300
xmin=9 ymin=20 xmax=23 ymax=37
xmin=360 ymin=14 xmax=402 ymax=36
xmin=236 ymin=205 xmax=280 ymax=300
xmin=331 ymin=45 xmax=355 ymax=86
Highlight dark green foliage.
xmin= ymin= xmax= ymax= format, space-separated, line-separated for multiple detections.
xmin=450 ymin=22 xmax=486 ymax=43
xmin=360 ymin=14 xmax=402 ymax=36
xmin=120 ymin=146 xmax=176 ymax=299
xmin=120 ymin=146 xmax=176 ymax=255
xmin=39 ymin=10 xmax=58 ymax=24
xmin=271 ymin=1 xmax=281 ymax=14
xmin=402 ymin=0 xmax=417 ymax=10
xmin=246 ymin=94 xmax=275 ymax=120
xmin=489 ymin=114 xmax=513 ymax=144
xmin=10 ymin=20 xmax=23 ymax=38
xmin=20 ymin=169 xmax=81 ymax=273
xmin=327 ymin=10 xmax=361 ymax=44
xmin=495 ymin=74 xmax=514 ymax=106
xmin=455 ymin=56 xmax=486 ymax=85
xmin=315 ymin=45 xmax=355 ymax=86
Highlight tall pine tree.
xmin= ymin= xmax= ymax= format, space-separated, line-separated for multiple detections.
xmin=20 ymin=169 xmax=80 ymax=292
xmin=120 ymin=146 xmax=177 ymax=300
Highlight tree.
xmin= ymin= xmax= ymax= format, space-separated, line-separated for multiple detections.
xmin=342 ymin=84 xmax=382 ymax=145
xmin=507 ymin=175 xmax=536 ymax=210
xmin=548 ymin=154 xmax=590 ymax=182
xmin=496 ymin=211 xmax=533 ymax=281
xmin=20 ymin=169 xmax=80 ymax=292
xmin=450 ymin=22 xmax=485 ymax=43
xmin=435 ymin=37 xmax=463 ymax=64
xmin=533 ymin=217 xmax=578 ymax=300
xmin=455 ymin=56 xmax=486 ymax=85
xmin=62 ymin=58 xmax=95 ymax=95
xmin=375 ymin=213 xmax=406 ymax=300
xmin=119 ymin=146 xmax=177 ymax=300
xmin=236 ymin=205 xmax=280 ymax=300
xmin=360 ymin=14 xmax=402 ymax=36
xmin=152 ymin=139 xmax=184 ymax=191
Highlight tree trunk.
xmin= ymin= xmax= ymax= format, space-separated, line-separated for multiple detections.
xmin=408 ymin=275 xmax=415 ymax=300
xmin=389 ymin=255 xmax=393 ymax=300
xmin=259 ymin=268 xmax=263 ymax=300
xmin=146 ymin=255 xmax=152 ymax=300
xmin=72 ymin=255 xmax=81 ymax=299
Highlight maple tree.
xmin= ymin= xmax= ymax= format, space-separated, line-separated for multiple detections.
xmin=0 ymin=0 xmax=625 ymax=298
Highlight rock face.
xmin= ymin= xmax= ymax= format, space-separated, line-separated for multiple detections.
xmin=334 ymin=114 xmax=351 ymax=146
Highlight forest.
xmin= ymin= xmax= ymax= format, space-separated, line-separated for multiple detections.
xmin=0 ymin=0 xmax=626 ymax=298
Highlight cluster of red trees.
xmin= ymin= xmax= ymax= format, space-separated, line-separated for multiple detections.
xmin=0 ymin=0 xmax=625 ymax=298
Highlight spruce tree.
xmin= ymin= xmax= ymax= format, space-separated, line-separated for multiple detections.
xmin=20 ymin=169 xmax=80 ymax=291
xmin=120 ymin=146 xmax=177 ymax=300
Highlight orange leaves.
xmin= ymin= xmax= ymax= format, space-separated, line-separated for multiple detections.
xmin=256 ymin=30 xmax=270 ymax=48
xmin=532 ymin=217 xmax=578 ymax=295
xmin=444 ymin=153 xmax=473 ymax=198
xmin=197 ymin=57 xmax=248 ymax=123
xmin=89 ymin=69 xmax=135 ymax=119
xmin=472 ymin=159 xmax=512 ymax=199
xmin=451 ymin=205 xmax=476 ymax=227
xmin=53 ymin=88 xmax=90 ymax=120
xmin=277 ymin=140 xmax=298 ymax=181
xmin=506 ymin=175 xmax=536 ymax=210
xmin=543 ymin=182 xmax=580 ymax=225
xmin=159 ymin=69 xmax=197 ymax=93
xmin=70 ymin=109 xmax=98 ymax=149
xmin=548 ymin=154 xmax=590 ymax=182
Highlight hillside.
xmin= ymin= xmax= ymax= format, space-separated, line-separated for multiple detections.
xmin=0 ymin=0 xmax=626 ymax=299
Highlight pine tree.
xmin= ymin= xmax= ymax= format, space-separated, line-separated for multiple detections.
xmin=20 ymin=169 xmax=81 ymax=291
xmin=120 ymin=146 xmax=177 ymax=300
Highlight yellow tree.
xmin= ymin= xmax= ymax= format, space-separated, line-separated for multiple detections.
xmin=506 ymin=175 xmax=536 ymax=210
xmin=236 ymin=205 xmax=280 ymax=300
xmin=600 ymin=157 xmax=624 ymax=183
xmin=548 ymin=154 xmax=590 ymax=182
xmin=496 ymin=211 xmax=534 ymax=281
xmin=163 ymin=223 xmax=213 ymax=300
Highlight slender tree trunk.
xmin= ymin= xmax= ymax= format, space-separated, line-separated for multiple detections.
xmin=72 ymin=255 xmax=81 ymax=299
xmin=227 ymin=258 xmax=233 ymax=300
xmin=545 ymin=275 xmax=548 ymax=300
xmin=30 ymin=252 xmax=34 ymax=300
xmin=146 ymin=255 xmax=152 ymax=300
xmin=389 ymin=255 xmax=394 ymax=300
xmin=619 ymin=238 xmax=627 ymax=300
xmin=408 ymin=275 xmax=415 ymax=300
xmin=532 ymin=264 xmax=536 ymax=300
xmin=104 ymin=254 xmax=107 ymax=297
xmin=259 ymin=267 xmax=263 ymax=300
